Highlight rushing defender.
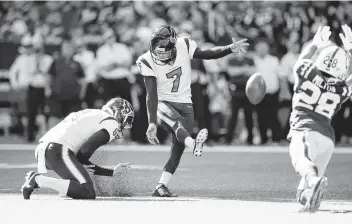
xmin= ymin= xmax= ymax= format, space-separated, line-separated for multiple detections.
xmin=21 ymin=98 xmax=134 ymax=200
xmin=136 ymin=25 xmax=249 ymax=197
xmin=288 ymin=25 xmax=352 ymax=212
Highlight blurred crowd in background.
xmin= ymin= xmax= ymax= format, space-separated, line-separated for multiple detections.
xmin=1 ymin=1 xmax=352 ymax=145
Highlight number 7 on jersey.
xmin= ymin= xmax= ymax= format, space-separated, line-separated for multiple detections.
xmin=166 ymin=67 xmax=182 ymax=92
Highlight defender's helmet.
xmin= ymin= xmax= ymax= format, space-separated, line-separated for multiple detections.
xmin=315 ymin=46 xmax=351 ymax=80
xmin=102 ymin=98 xmax=134 ymax=129
xmin=149 ymin=25 xmax=177 ymax=65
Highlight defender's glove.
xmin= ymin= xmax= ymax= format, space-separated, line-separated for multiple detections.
xmin=339 ymin=24 xmax=352 ymax=51
xmin=146 ymin=123 xmax=159 ymax=145
xmin=312 ymin=26 xmax=331 ymax=48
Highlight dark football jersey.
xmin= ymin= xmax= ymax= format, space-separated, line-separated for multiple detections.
xmin=288 ymin=59 xmax=352 ymax=142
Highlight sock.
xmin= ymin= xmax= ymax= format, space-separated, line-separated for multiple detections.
xmin=35 ymin=175 xmax=70 ymax=195
xmin=157 ymin=171 xmax=173 ymax=189
xmin=173 ymin=121 xmax=191 ymax=145
xmin=184 ymin=136 xmax=195 ymax=149
xmin=305 ymin=169 xmax=319 ymax=188
xmin=297 ymin=176 xmax=309 ymax=191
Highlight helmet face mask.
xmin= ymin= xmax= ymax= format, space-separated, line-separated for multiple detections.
xmin=315 ymin=46 xmax=351 ymax=80
xmin=102 ymin=98 xmax=135 ymax=130
xmin=150 ymin=25 xmax=177 ymax=65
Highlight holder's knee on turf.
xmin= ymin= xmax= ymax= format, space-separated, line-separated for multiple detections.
xmin=67 ymin=181 xmax=96 ymax=199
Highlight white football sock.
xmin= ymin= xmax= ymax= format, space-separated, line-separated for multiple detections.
xmin=35 ymin=175 xmax=70 ymax=195
xmin=184 ymin=136 xmax=195 ymax=149
xmin=297 ymin=177 xmax=309 ymax=191
xmin=157 ymin=172 xmax=173 ymax=188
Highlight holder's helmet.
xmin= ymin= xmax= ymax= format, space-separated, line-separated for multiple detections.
xmin=102 ymin=98 xmax=134 ymax=129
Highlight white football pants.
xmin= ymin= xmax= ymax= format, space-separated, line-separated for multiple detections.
xmin=289 ymin=130 xmax=334 ymax=190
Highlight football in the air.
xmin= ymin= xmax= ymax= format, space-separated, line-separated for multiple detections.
xmin=245 ymin=73 xmax=266 ymax=105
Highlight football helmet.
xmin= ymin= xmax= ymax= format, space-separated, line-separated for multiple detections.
xmin=102 ymin=98 xmax=134 ymax=129
xmin=149 ymin=25 xmax=177 ymax=65
xmin=315 ymin=45 xmax=351 ymax=80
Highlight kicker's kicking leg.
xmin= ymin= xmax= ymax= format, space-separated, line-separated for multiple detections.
xmin=172 ymin=120 xmax=208 ymax=157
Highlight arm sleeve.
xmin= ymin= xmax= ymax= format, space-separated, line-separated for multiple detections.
xmin=193 ymin=45 xmax=233 ymax=60
xmin=98 ymin=117 xmax=121 ymax=142
xmin=296 ymin=43 xmax=318 ymax=63
xmin=76 ymin=129 xmax=114 ymax=177
xmin=143 ymin=76 xmax=158 ymax=124
xmin=76 ymin=129 xmax=110 ymax=163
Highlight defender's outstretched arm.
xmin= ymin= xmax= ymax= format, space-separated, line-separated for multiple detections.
xmin=296 ymin=26 xmax=331 ymax=63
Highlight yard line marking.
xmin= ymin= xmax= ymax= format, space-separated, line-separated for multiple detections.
xmin=0 ymin=144 xmax=352 ymax=154
xmin=0 ymin=163 xmax=37 ymax=169
xmin=0 ymin=163 xmax=189 ymax=171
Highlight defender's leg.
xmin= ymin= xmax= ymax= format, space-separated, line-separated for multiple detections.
xmin=289 ymin=131 xmax=329 ymax=212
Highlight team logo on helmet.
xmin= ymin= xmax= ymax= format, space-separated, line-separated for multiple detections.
xmin=102 ymin=98 xmax=134 ymax=129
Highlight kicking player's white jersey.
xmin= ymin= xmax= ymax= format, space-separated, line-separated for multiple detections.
xmin=136 ymin=37 xmax=198 ymax=103
xmin=40 ymin=109 xmax=119 ymax=154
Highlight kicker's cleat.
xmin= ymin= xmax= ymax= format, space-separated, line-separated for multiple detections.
xmin=304 ymin=176 xmax=328 ymax=213
xmin=193 ymin=128 xmax=208 ymax=157
xmin=21 ymin=171 xmax=38 ymax=200
xmin=152 ymin=184 xmax=177 ymax=197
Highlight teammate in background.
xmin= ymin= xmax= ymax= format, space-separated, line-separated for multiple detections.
xmin=288 ymin=25 xmax=352 ymax=212
xmin=21 ymin=98 xmax=134 ymax=200
xmin=136 ymin=25 xmax=249 ymax=197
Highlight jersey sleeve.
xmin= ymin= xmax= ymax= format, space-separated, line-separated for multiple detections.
xmin=183 ymin=37 xmax=198 ymax=59
xmin=98 ymin=117 xmax=121 ymax=142
xmin=136 ymin=56 xmax=155 ymax=77
xmin=293 ymin=59 xmax=315 ymax=85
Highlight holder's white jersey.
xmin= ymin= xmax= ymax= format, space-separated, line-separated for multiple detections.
xmin=136 ymin=37 xmax=198 ymax=103
xmin=40 ymin=109 xmax=120 ymax=154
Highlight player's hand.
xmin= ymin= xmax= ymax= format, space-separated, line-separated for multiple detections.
xmin=113 ymin=162 xmax=131 ymax=176
xmin=312 ymin=26 xmax=331 ymax=48
xmin=339 ymin=24 xmax=352 ymax=51
xmin=84 ymin=164 xmax=95 ymax=175
xmin=230 ymin=38 xmax=249 ymax=56
xmin=146 ymin=123 xmax=159 ymax=145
